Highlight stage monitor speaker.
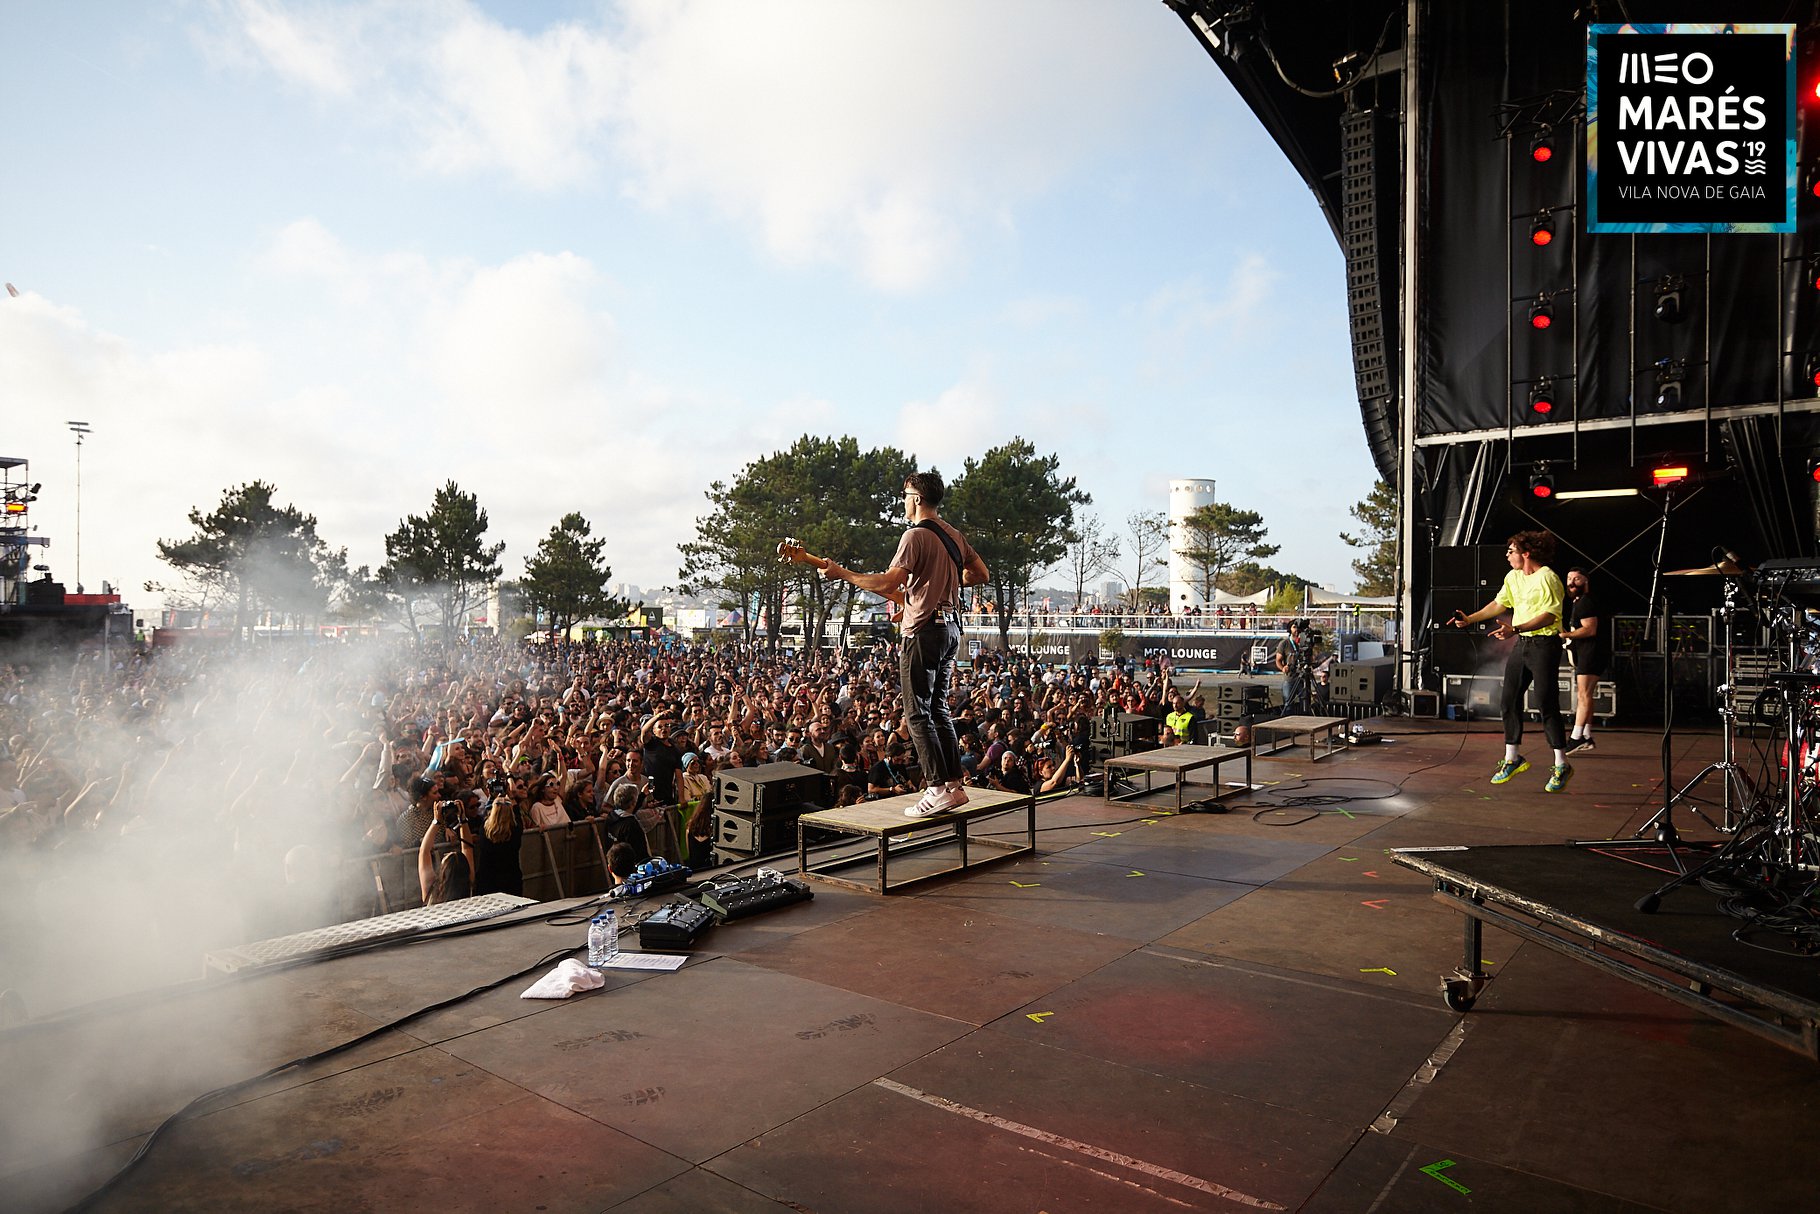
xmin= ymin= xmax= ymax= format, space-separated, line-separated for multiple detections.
xmin=713 ymin=762 xmax=829 ymax=813
xmin=711 ymin=806 xmax=818 ymax=857
xmin=1217 ymin=681 xmax=1270 ymax=703
xmin=1093 ymin=712 xmax=1159 ymax=746
xmin=1328 ymin=658 xmax=1394 ymax=704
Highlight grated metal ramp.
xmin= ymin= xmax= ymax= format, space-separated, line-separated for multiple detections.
xmin=204 ymin=893 xmax=538 ymax=974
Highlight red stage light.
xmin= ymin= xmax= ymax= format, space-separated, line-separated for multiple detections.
xmin=1810 ymin=459 xmax=1820 ymax=483
xmin=1530 ymin=297 xmax=1553 ymax=330
xmin=1652 ymin=465 xmax=1690 ymax=487
xmin=1531 ymin=129 xmax=1554 ymax=163
xmin=1529 ymin=380 xmax=1554 ymax=417
xmin=1529 ymin=469 xmax=1555 ymax=498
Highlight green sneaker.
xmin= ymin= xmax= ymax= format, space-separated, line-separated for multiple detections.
xmin=1490 ymin=756 xmax=1529 ymax=785
xmin=1545 ymin=763 xmax=1573 ymax=793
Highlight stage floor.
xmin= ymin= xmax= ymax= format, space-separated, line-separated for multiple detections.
xmin=6 ymin=721 xmax=1815 ymax=1213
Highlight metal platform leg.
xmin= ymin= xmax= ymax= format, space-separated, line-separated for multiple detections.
xmin=1443 ymin=904 xmax=1490 ymax=1012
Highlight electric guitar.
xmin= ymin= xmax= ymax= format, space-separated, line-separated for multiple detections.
xmin=776 ymin=538 xmax=905 ymax=623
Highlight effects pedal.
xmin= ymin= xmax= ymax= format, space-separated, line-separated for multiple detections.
xmin=699 ymin=872 xmax=814 ymax=921
xmin=637 ymin=898 xmax=716 ymax=949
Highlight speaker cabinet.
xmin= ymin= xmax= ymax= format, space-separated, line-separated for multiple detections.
xmin=1328 ymin=658 xmax=1394 ymax=704
xmin=712 ymin=761 xmax=829 ymax=813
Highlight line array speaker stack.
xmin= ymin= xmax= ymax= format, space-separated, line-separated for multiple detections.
xmin=710 ymin=761 xmax=829 ymax=867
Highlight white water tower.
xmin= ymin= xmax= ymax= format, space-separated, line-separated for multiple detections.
xmin=1168 ymin=478 xmax=1218 ymax=614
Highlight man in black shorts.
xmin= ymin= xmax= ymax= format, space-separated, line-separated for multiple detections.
xmin=1560 ymin=567 xmax=1608 ymax=754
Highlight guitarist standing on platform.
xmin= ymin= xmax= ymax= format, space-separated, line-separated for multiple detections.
xmin=818 ymin=471 xmax=990 ymax=817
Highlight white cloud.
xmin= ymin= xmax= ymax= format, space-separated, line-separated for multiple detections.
xmin=203 ymin=0 xmax=1174 ymax=289
xmin=418 ymin=251 xmax=610 ymax=418
xmin=1144 ymin=252 xmax=1280 ymax=338
xmin=224 ymin=0 xmax=356 ymax=95
xmin=413 ymin=14 xmax=623 ymax=189
xmin=894 ymin=381 xmax=1004 ymax=473
xmin=259 ymin=217 xmax=351 ymax=280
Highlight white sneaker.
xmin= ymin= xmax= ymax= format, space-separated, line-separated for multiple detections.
xmin=944 ymin=783 xmax=969 ymax=809
xmin=905 ymin=785 xmax=962 ymax=817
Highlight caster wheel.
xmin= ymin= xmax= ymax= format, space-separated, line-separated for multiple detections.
xmin=1443 ymin=981 xmax=1477 ymax=1013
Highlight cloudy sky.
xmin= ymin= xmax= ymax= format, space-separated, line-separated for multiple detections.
xmin=1 ymin=0 xmax=1374 ymax=613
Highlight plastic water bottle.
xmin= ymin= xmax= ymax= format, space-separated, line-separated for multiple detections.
xmin=587 ymin=907 xmax=619 ymax=968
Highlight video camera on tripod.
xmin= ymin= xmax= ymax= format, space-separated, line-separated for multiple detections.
xmin=1285 ymin=618 xmax=1323 ymax=675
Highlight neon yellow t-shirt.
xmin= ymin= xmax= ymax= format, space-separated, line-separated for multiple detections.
xmin=1495 ymin=567 xmax=1564 ymax=636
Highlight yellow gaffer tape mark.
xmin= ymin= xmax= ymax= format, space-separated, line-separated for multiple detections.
xmin=1026 ymin=1011 xmax=1054 ymax=1023
xmin=1010 ymin=881 xmax=1041 ymax=888
xmin=1126 ymin=870 xmax=1144 ymax=878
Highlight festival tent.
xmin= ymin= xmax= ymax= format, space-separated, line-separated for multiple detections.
xmin=1304 ymin=586 xmax=1395 ymax=608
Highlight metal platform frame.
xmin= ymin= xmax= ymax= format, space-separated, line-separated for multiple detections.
xmin=796 ymin=788 xmax=1036 ymax=895
xmin=1102 ymin=744 xmax=1254 ymax=814
xmin=1253 ymin=714 xmax=1351 ymax=763
xmin=1392 ymin=845 xmax=1820 ymax=1061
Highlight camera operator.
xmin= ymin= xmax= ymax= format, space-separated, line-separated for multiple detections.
xmin=1274 ymin=619 xmax=1323 ymax=714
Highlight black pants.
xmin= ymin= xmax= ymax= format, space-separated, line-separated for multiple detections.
xmin=1501 ymin=634 xmax=1566 ymax=751
xmin=899 ymin=617 xmax=961 ymax=785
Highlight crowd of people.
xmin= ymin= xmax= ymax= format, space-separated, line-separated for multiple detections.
xmin=0 ymin=631 xmax=1214 ymax=925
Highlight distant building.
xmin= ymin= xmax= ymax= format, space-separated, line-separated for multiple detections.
xmin=1168 ymin=478 xmax=1217 ymax=614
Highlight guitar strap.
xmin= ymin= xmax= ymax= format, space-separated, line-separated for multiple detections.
xmin=914 ymin=519 xmax=967 ymax=634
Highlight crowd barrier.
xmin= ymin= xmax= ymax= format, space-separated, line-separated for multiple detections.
xmin=346 ymin=809 xmax=682 ymax=918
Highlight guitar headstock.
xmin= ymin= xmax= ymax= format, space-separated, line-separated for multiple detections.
xmin=777 ymin=538 xmax=807 ymax=564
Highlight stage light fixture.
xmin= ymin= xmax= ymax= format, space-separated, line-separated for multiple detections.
xmin=1528 ymin=379 xmax=1555 ymax=417
xmin=1554 ymin=487 xmax=1641 ymax=501
xmin=1529 ymin=467 xmax=1555 ymax=499
xmin=1530 ymin=127 xmax=1554 ymax=163
xmin=1653 ymin=359 xmax=1685 ymax=408
xmin=1804 ymin=353 xmax=1820 ymax=395
xmin=1529 ymin=295 xmax=1554 ymax=330
xmin=1809 ymin=457 xmax=1820 ymax=483
xmin=1530 ymin=211 xmax=1555 ymax=247
xmin=1653 ymin=276 xmax=1685 ymax=324
xmin=2 ymin=502 xmax=24 ymax=515
xmin=1652 ymin=465 xmax=1690 ymax=488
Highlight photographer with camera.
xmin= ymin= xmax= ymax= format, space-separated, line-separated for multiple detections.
xmin=417 ymin=798 xmax=475 ymax=905
xmin=1274 ymin=619 xmax=1323 ymax=715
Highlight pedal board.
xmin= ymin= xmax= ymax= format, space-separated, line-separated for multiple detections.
xmin=637 ymin=898 xmax=716 ymax=949
xmin=700 ymin=874 xmax=815 ymax=921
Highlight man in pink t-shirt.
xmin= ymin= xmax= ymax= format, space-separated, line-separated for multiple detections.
xmin=818 ymin=470 xmax=990 ymax=816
